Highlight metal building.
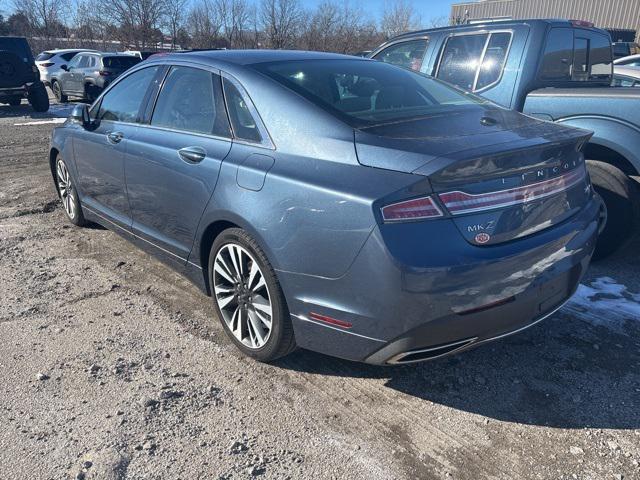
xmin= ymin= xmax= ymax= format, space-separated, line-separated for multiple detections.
xmin=450 ymin=0 xmax=640 ymax=41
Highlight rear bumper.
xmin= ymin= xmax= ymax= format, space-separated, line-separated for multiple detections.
xmin=279 ymin=195 xmax=600 ymax=364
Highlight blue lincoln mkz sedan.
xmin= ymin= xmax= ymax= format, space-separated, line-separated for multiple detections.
xmin=49 ymin=50 xmax=602 ymax=364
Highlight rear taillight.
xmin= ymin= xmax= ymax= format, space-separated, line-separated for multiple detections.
xmin=381 ymin=196 xmax=443 ymax=222
xmin=39 ymin=62 xmax=54 ymax=67
xmin=439 ymin=166 xmax=587 ymax=216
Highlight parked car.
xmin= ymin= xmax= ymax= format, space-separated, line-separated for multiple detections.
xmin=613 ymin=41 xmax=639 ymax=59
xmin=0 ymin=36 xmax=49 ymax=111
xmin=614 ymin=53 xmax=640 ymax=67
xmin=613 ymin=65 xmax=640 ymax=86
xmin=49 ymin=51 xmax=602 ymax=364
xmin=52 ymin=52 xmax=141 ymax=103
xmin=35 ymin=48 xmax=97 ymax=86
xmin=371 ymin=19 xmax=640 ymax=259
xmin=124 ymin=50 xmax=158 ymax=60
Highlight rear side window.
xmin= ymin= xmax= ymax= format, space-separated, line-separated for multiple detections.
xmin=61 ymin=52 xmax=78 ymax=61
xmin=151 ymin=66 xmax=230 ymax=137
xmin=436 ymin=34 xmax=487 ymax=90
xmin=36 ymin=52 xmax=54 ymax=61
xmin=98 ymin=66 xmax=159 ymax=123
xmin=540 ymin=28 xmax=612 ymax=82
xmin=222 ymin=78 xmax=262 ymax=143
xmin=102 ymin=56 xmax=140 ymax=69
xmin=373 ymin=39 xmax=428 ymax=71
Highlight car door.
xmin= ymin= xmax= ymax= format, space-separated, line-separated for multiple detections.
xmin=60 ymin=53 xmax=83 ymax=93
xmin=124 ymin=65 xmax=233 ymax=260
xmin=72 ymin=65 xmax=162 ymax=228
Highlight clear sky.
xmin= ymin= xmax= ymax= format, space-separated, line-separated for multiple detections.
xmin=300 ymin=0 xmax=456 ymax=24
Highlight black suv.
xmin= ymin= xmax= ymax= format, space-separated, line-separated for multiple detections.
xmin=0 ymin=36 xmax=49 ymax=111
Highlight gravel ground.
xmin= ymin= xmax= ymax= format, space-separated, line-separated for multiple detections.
xmin=1 ymin=98 xmax=639 ymax=480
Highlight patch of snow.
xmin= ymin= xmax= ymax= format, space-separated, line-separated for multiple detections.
xmin=14 ymin=118 xmax=66 ymax=126
xmin=563 ymin=276 xmax=640 ymax=331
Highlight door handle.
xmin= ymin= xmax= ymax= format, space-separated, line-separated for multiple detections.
xmin=178 ymin=146 xmax=206 ymax=164
xmin=107 ymin=131 xmax=123 ymax=144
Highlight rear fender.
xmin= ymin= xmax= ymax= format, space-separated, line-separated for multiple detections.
xmin=553 ymin=116 xmax=640 ymax=174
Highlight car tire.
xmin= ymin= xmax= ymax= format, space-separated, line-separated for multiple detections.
xmin=7 ymin=96 xmax=21 ymax=106
xmin=209 ymin=228 xmax=296 ymax=362
xmin=28 ymin=81 xmax=49 ymax=112
xmin=587 ymin=160 xmax=640 ymax=260
xmin=52 ymin=81 xmax=67 ymax=103
xmin=54 ymin=156 xmax=87 ymax=227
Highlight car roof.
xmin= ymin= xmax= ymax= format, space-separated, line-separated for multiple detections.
xmin=614 ymin=53 xmax=640 ymax=64
xmin=44 ymin=48 xmax=98 ymax=54
xmin=156 ymin=49 xmax=363 ymax=66
xmin=613 ymin=65 xmax=640 ymax=78
xmin=387 ymin=18 xmax=603 ymax=42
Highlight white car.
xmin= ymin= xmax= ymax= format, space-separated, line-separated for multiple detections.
xmin=613 ymin=53 xmax=640 ymax=67
xmin=35 ymin=49 xmax=97 ymax=85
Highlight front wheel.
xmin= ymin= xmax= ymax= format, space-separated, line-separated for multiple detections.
xmin=55 ymin=156 xmax=87 ymax=227
xmin=209 ymin=228 xmax=296 ymax=362
xmin=52 ymin=81 xmax=68 ymax=103
xmin=587 ymin=160 xmax=640 ymax=260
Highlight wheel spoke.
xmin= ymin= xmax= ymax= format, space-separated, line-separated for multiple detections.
xmin=213 ymin=242 xmax=273 ymax=350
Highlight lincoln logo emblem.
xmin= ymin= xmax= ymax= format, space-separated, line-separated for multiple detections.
xmin=475 ymin=232 xmax=491 ymax=244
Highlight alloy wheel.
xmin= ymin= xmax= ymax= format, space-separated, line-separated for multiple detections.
xmin=53 ymin=82 xmax=61 ymax=101
xmin=56 ymin=158 xmax=76 ymax=219
xmin=213 ymin=243 xmax=273 ymax=349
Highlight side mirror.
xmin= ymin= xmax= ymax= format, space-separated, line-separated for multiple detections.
xmin=69 ymin=104 xmax=90 ymax=127
xmin=60 ymin=64 xmax=69 ymax=71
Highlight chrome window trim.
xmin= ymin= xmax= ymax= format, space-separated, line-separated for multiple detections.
xmin=136 ymin=122 xmax=233 ymax=143
xmin=434 ymin=29 xmax=514 ymax=93
xmin=220 ymin=71 xmax=276 ymax=150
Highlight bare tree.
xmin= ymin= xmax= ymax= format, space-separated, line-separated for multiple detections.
xmin=165 ymin=0 xmax=188 ymax=49
xmin=12 ymin=0 xmax=70 ymax=41
xmin=260 ymin=0 xmax=302 ymax=49
xmin=99 ymin=0 xmax=166 ymax=49
xmin=380 ymin=0 xmax=420 ymax=39
xmin=216 ymin=0 xmax=250 ymax=48
xmin=188 ymin=0 xmax=223 ymax=48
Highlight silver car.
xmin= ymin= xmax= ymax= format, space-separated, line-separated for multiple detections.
xmin=35 ymin=48 xmax=97 ymax=86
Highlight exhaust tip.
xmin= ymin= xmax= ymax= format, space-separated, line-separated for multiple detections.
xmin=387 ymin=337 xmax=476 ymax=364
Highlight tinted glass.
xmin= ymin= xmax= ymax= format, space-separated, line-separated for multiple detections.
xmin=374 ymin=39 xmax=428 ymax=71
xmin=98 ymin=66 xmax=159 ymax=123
xmin=573 ymin=37 xmax=589 ymax=80
xmin=223 ymin=78 xmax=262 ymax=142
xmin=0 ymin=38 xmax=32 ymax=61
xmin=476 ymin=32 xmax=511 ymax=90
xmin=151 ymin=66 xmax=230 ymax=137
xmin=61 ymin=52 xmax=78 ymax=61
xmin=68 ymin=54 xmax=82 ymax=68
xmin=254 ymin=59 xmax=487 ymax=128
xmin=613 ymin=43 xmax=630 ymax=57
xmin=588 ymin=32 xmax=612 ymax=80
xmin=540 ymin=28 xmax=573 ymax=81
xmin=613 ymin=75 xmax=640 ymax=87
xmin=436 ymin=34 xmax=488 ymax=90
xmin=86 ymin=56 xmax=97 ymax=68
xmin=36 ymin=52 xmax=54 ymax=61
xmin=102 ymin=56 xmax=141 ymax=69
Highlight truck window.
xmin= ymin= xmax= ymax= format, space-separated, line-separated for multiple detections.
xmin=373 ymin=39 xmax=429 ymax=71
xmin=436 ymin=33 xmax=488 ymax=90
xmin=476 ymin=32 xmax=511 ymax=90
xmin=540 ymin=28 xmax=573 ymax=81
xmin=540 ymin=28 xmax=612 ymax=82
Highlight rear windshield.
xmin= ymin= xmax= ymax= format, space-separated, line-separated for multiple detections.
xmin=0 ymin=37 xmax=33 ymax=62
xmin=102 ymin=56 xmax=141 ymax=69
xmin=36 ymin=52 xmax=54 ymax=61
xmin=253 ymin=59 xmax=488 ymax=128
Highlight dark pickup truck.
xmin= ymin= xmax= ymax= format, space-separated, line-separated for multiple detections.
xmin=371 ymin=19 xmax=640 ymax=258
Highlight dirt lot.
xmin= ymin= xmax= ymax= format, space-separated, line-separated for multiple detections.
xmin=1 ymin=99 xmax=639 ymax=480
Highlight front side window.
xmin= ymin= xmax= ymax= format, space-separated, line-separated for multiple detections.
xmin=373 ymin=39 xmax=428 ymax=71
xmin=67 ymin=54 xmax=82 ymax=69
xmin=254 ymin=59 xmax=488 ymax=128
xmin=98 ymin=66 xmax=159 ymax=123
xmin=151 ymin=66 xmax=230 ymax=137
xmin=77 ymin=55 xmax=90 ymax=68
